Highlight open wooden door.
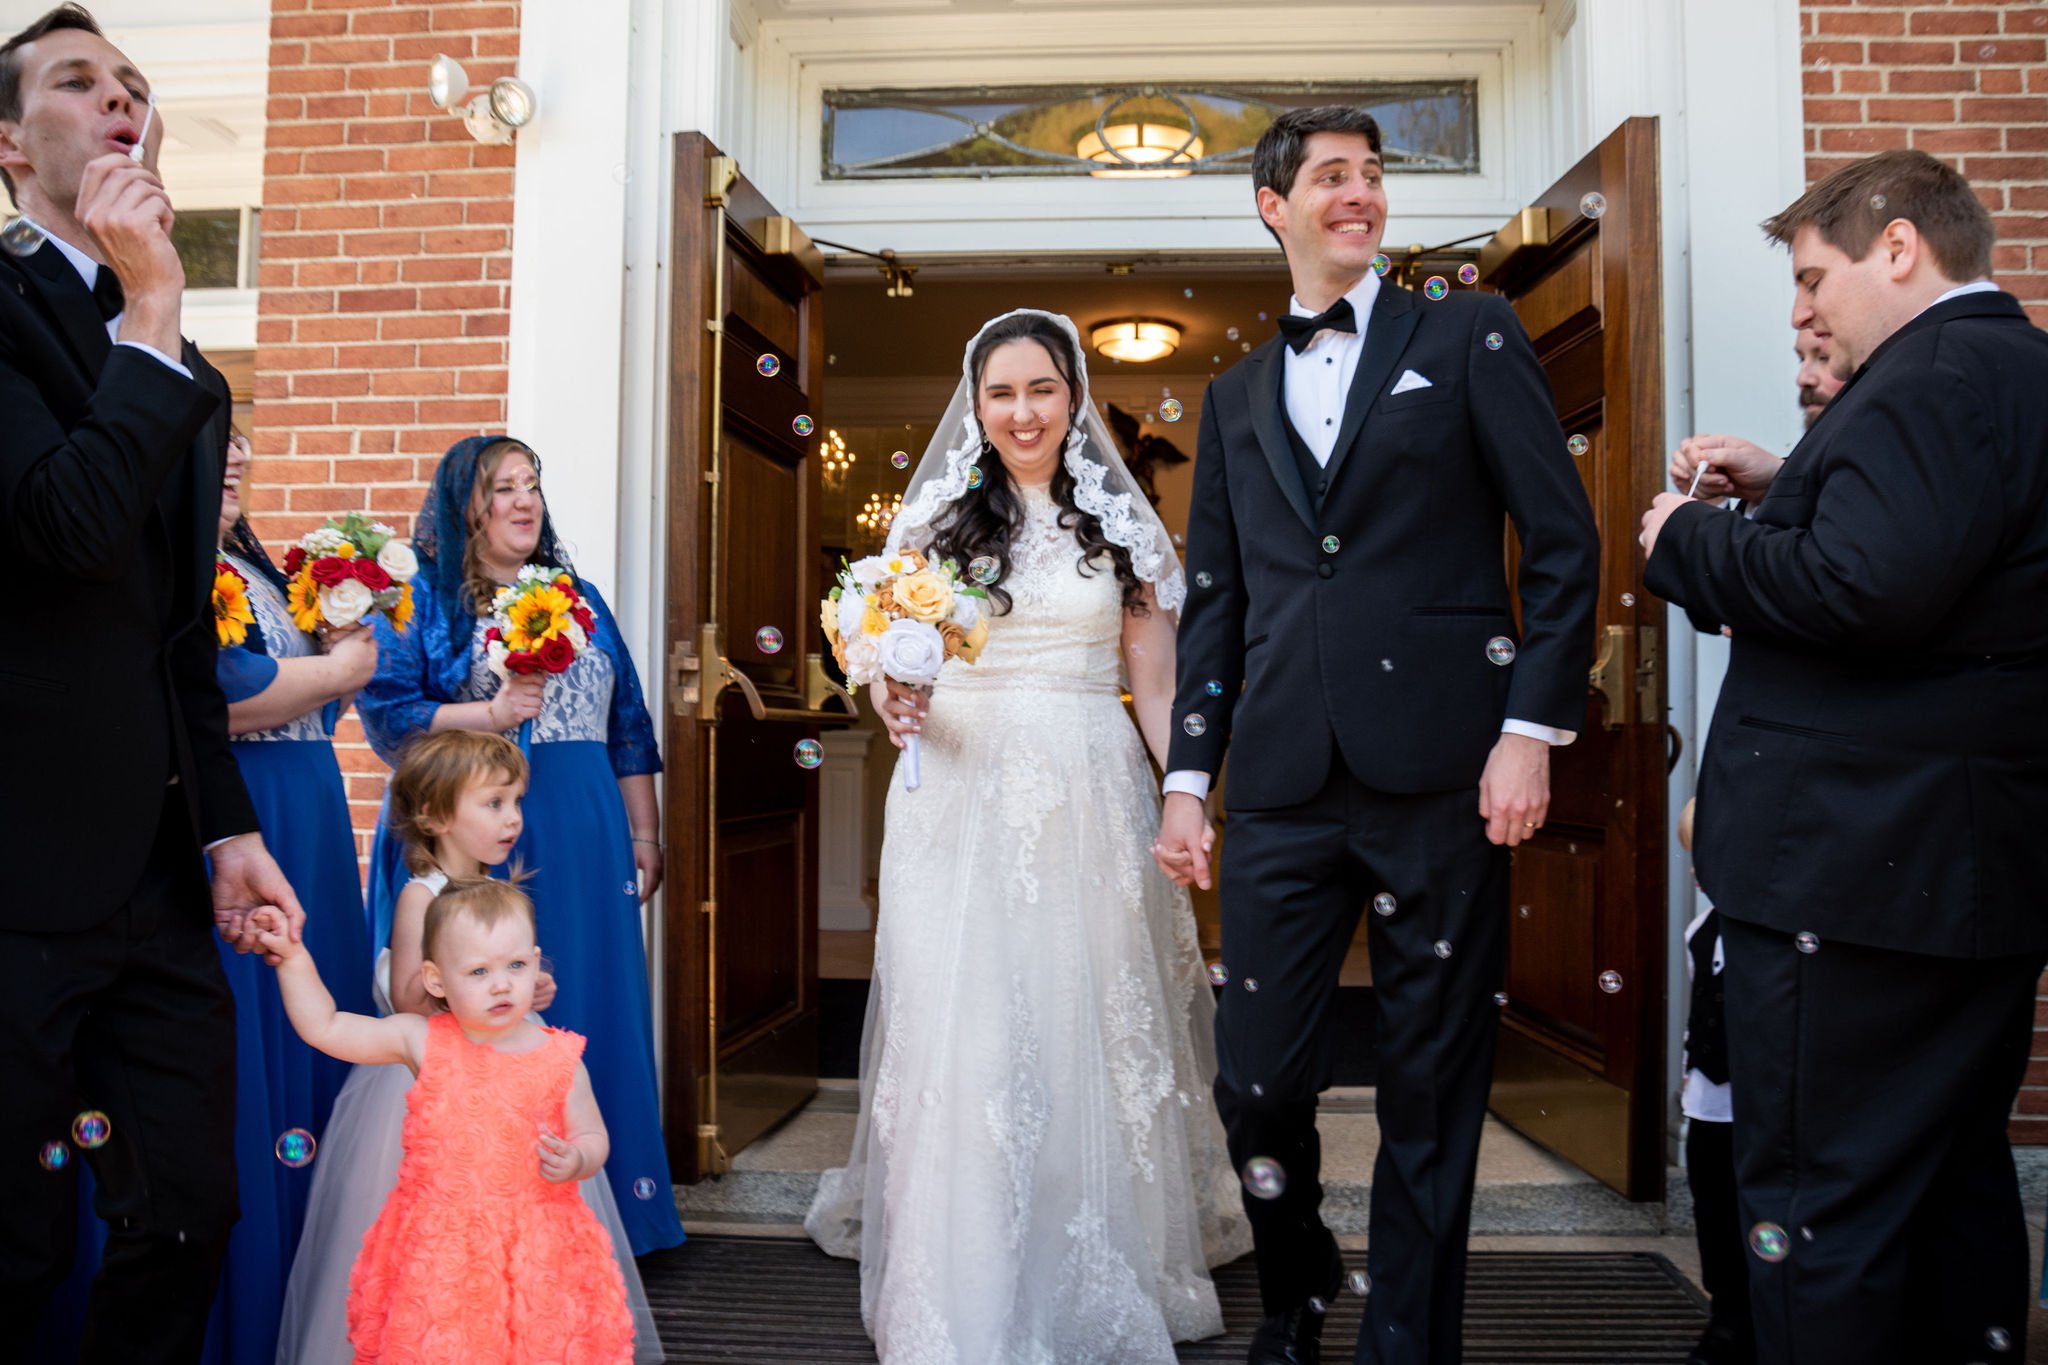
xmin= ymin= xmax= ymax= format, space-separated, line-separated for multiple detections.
xmin=1478 ymin=117 xmax=1668 ymax=1200
xmin=661 ymin=134 xmax=856 ymax=1182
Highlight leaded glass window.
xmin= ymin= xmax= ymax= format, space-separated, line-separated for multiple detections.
xmin=823 ymin=82 xmax=1478 ymax=180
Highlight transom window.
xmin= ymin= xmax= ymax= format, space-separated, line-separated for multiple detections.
xmin=822 ymin=82 xmax=1479 ymax=181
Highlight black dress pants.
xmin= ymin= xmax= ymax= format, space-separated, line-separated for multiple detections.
xmin=1685 ymin=1117 xmax=1752 ymax=1339
xmin=1214 ymin=763 xmax=1508 ymax=1365
xmin=0 ymin=787 xmax=239 ymax=1365
xmin=1720 ymin=916 xmax=2041 ymax=1365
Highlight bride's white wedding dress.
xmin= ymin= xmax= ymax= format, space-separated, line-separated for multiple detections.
xmin=806 ymin=483 xmax=1250 ymax=1364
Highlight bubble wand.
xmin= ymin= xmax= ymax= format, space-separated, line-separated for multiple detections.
xmin=129 ymin=93 xmax=156 ymax=162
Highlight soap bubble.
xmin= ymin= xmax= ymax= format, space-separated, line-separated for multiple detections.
xmin=275 ymin=1128 xmax=317 ymax=1167
xmin=1241 ymin=1157 xmax=1286 ymax=1199
xmin=755 ymin=353 xmax=781 ymax=378
xmin=793 ymin=739 xmax=823 ymax=769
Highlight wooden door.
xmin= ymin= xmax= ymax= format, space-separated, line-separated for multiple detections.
xmin=1478 ymin=117 xmax=1667 ymax=1200
xmin=661 ymin=134 xmax=855 ymax=1181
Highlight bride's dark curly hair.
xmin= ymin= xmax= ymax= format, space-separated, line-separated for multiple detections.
xmin=925 ymin=312 xmax=1148 ymax=617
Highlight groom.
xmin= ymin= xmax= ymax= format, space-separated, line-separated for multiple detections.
xmin=1155 ymin=107 xmax=1598 ymax=1364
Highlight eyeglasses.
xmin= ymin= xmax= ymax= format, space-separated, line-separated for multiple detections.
xmin=492 ymin=475 xmax=542 ymax=497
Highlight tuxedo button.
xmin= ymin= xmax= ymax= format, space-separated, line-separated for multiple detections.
xmin=1317 ymin=563 xmax=1334 ymax=579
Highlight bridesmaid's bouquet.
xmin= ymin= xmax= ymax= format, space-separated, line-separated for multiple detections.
xmin=820 ymin=549 xmax=988 ymax=790
xmin=212 ymin=559 xmax=255 ymax=647
xmin=282 ymin=513 xmax=418 ymax=634
xmin=484 ymin=565 xmax=595 ymax=680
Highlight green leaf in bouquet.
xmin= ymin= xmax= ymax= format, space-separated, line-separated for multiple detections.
xmin=829 ymin=585 xmax=843 ymax=601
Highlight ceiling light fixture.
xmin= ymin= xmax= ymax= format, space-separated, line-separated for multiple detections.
xmin=1092 ymin=319 xmax=1181 ymax=364
xmin=1077 ymin=122 xmax=1204 ymax=178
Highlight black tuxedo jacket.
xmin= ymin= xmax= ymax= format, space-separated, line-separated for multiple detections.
xmin=1646 ymin=290 xmax=2048 ymax=959
xmin=1168 ymin=283 xmax=1599 ymax=809
xmin=0 ymin=239 xmax=253 ymax=929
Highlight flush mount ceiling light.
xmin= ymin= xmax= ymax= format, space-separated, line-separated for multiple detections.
xmin=1076 ymin=122 xmax=1204 ymax=178
xmin=427 ymin=54 xmax=537 ymax=146
xmin=1092 ymin=319 xmax=1181 ymax=363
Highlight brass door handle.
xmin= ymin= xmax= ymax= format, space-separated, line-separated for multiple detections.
xmin=709 ymin=655 xmax=767 ymax=722
xmin=757 ymin=659 xmax=861 ymax=726
xmin=1587 ymin=623 xmax=1630 ymax=730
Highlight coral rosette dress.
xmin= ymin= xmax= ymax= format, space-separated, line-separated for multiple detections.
xmin=346 ymin=1013 xmax=633 ymax=1364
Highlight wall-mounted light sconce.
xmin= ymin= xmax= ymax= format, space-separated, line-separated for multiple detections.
xmin=1092 ymin=319 xmax=1181 ymax=363
xmin=428 ymin=54 xmax=537 ymax=146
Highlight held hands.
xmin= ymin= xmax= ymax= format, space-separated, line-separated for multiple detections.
xmin=1478 ymin=732 xmax=1550 ymax=847
xmin=245 ymin=907 xmax=304 ymax=964
xmin=1669 ymin=434 xmax=1781 ymax=504
xmin=1153 ymin=792 xmax=1218 ymax=891
xmin=210 ymin=833 xmax=306 ymax=961
xmin=488 ymin=673 xmax=545 ymax=730
xmin=875 ymin=679 xmax=926 ymax=750
xmin=536 ymin=1124 xmax=587 ymax=1183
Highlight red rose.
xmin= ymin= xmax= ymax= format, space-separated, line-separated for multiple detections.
xmin=571 ymin=606 xmax=595 ymax=633
xmin=282 ymin=546 xmax=306 ymax=576
xmin=485 ymin=626 xmax=501 ymax=643
xmin=504 ymin=651 xmax=544 ymax=675
xmin=537 ymin=636 xmax=576 ymax=674
xmin=352 ymin=559 xmax=392 ymax=592
xmin=309 ymin=556 xmax=351 ymax=586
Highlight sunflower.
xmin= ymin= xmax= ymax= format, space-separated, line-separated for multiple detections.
xmin=500 ymin=584 xmax=576 ymax=653
xmin=213 ymin=561 xmax=255 ymax=647
xmin=388 ymin=582 xmax=414 ymax=633
xmin=286 ymin=570 xmax=322 ymax=633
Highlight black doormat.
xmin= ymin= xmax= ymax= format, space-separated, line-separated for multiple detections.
xmin=638 ymin=1237 xmax=1708 ymax=1363
xmin=820 ymin=981 xmax=1381 ymax=1087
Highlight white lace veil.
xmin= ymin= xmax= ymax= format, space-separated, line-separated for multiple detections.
xmin=888 ymin=308 xmax=1187 ymax=614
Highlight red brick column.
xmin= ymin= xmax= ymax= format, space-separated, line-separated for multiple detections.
xmin=1801 ymin=0 xmax=2048 ymax=1140
xmin=254 ymin=0 xmax=522 ymax=866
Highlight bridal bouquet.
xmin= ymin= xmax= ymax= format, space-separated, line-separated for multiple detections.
xmin=821 ymin=549 xmax=988 ymax=790
xmin=484 ymin=565 xmax=595 ymax=680
xmin=282 ymin=513 xmax=418 ymax=634
xmin=212 ymin=559 xmax=254 ymax=647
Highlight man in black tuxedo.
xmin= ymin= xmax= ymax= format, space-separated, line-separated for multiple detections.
xmin=0 ymin=8 xmax=304 ymax=1360
xmin=1642 ymin=148 xmax=2048 ymax=1362
xmin=1154 ymin=107 xmax=1598 ymax=1364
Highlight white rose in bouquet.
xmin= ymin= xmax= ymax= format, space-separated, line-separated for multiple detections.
xmin=376 ymin=539 xmax=419 ymax=583
xmin=877 ymin=617 xmax=947 ymax=687
xmin=839 ymin=631 xmax=882 ymax=685
xmin=486 ymin=637 xmax=511 ymax=681
xmin=837 ymin=592 xmax=870 ymax=645
xmin=949 ymin=591 xmax=980 ymax=630
xmin=848 ymin=555 xmax=891 ymax=595
xmin=319 ymin=577 xmax=375 ymax=628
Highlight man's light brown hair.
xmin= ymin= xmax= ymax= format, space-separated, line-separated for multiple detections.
xmin=390 ymin=730 xmax=528 ymax=874
xmin=0 ymin=5 xmax=104 ymax=205
xmin=1761 ymin=149 xmax=1994 ymax=284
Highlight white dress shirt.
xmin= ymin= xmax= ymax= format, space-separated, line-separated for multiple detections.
xmin=1163 ymin=275 xmax=1573 ymax=803
xmin=32 ymin=219 xmax=193 ymax=379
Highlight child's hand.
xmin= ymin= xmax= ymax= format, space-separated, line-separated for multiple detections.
xmin=536 ymin=1125 xmax=584 ymax=1183
xmin=249 ymin=907 xmax=305 ymax=965
xmin=532 ymin=968 xmax=557 ymax=1013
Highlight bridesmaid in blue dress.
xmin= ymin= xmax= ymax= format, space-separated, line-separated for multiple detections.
xmin=34 ymin=435 xmax=379 ymax=1365
xmin=358 ymin=434 xmax=685 ymax=1256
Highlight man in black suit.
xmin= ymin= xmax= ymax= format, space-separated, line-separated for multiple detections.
xmin=1642 ymin=148 xmax=2048 ymax=1362
xmin=1154 ymin=106 xmax=1599 ymax=1364
xmin=0 ymin=7 xmax=304 ymax=1360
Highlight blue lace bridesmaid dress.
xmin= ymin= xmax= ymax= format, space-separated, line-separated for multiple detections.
xmin=359 ymin=578 xmax=686 ymax=1256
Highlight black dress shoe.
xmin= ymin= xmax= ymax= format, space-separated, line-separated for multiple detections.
xmin=1246 ymin=1302 xmax=1326 ymax=1365
xmin=1686 ymin=1320 xmax=1757 ymax=1365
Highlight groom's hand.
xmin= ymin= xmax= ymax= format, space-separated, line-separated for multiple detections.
xmin=210 ymin=833 xmax=307 ymax=962
xmin=1478 ymin=733 xmax=1550 ymax=847
xmin=1155 ymin=792 xmax=1215 ymax=890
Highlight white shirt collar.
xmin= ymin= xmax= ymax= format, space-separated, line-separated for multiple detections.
xmin=1288 ymin=269 xmax=1381 ymax=323
xmin=1930 ymin=278 xmax=1998 ymax=308
xmin=18 ymin=217 xmax=101 ymax=289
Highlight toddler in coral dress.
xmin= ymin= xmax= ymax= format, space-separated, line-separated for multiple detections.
xmin=253 ymin=878 xmax=634 ymax=1364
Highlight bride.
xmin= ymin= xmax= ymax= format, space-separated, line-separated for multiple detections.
xmin=805 ymin=309 xmax=1249 ymax=1362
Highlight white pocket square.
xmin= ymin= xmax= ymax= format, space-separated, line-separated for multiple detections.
xmin=1390 ymin=369 xmax=1433 ymax=395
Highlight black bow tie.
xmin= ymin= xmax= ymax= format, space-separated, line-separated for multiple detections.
xmin=1276 ymin=297 xmax=1356 ymax=354
xmin=91 ymin=265 xmax=124 ymax=322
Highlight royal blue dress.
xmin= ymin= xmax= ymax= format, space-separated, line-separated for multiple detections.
xmin=359 ymin=577 xmax=686 ymax=1256
xmin=35 ymin=555 xmax=375 ymax=1365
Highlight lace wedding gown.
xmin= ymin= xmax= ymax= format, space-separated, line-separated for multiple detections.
xmin=806 ymin=483 xmax=1250 ymax=1363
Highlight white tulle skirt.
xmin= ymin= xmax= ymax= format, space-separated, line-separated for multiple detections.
xmin=275 ymin=1055 xmax=665 ymax=1363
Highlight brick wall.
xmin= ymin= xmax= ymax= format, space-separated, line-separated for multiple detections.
xmin=1800 ymin=0 xmax=2048 ymax=1140
xmin=252 ymin=0 xmax=521 ymax=862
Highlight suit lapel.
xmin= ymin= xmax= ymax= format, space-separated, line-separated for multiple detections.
xmin=1245 ymin=339 xmax=1316 ymax=531
xmin=1322 ymin=283 xmax=1419 ymax=490
xmin=17 ymin=239 xmax=112 ymax=376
